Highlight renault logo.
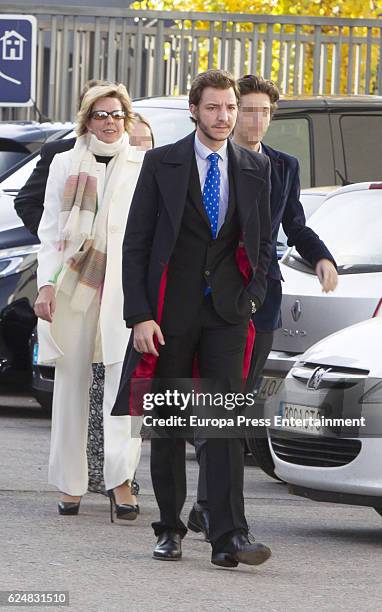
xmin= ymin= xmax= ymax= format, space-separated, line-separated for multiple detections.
xmin=307 ymin=367 xmax=331 ymax=390
xmin=291 ymin=299 xmax=302 ymax=322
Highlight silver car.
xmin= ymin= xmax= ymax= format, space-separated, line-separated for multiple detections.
xmin=267 ymin=315 xmax=382 ymax=516
xmin=267 ymin=181 xmax=382 ymax=378
xmin=251 ymin=181 xmax=382 ymax=478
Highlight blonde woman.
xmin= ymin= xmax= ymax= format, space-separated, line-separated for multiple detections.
xmin=87 ymin=113 xmax=155 ymax=495
xmin=35 ymin=84 xmax=143 ymax=520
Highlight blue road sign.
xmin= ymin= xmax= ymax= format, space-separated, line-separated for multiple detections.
xmin=0 ymin=15 xmax=37 ymax=107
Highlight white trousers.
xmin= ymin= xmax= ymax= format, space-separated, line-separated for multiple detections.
xmin=48 ymin=293 xmax=141 ymax=496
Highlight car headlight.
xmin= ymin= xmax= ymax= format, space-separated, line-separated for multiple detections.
xmin=0 ymin=244 xmax=40 ymax=278
xmin=359 ymin=380 xmax=382 ymax=404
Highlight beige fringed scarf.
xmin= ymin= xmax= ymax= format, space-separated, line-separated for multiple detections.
xmin=57 ymin=131 xmax=129 ymax=312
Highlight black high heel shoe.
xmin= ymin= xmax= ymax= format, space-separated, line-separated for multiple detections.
xmin=58 ymin=500 xmax=81 ymax=515
xmin=107 ymin=489 xmax=139 ymax=523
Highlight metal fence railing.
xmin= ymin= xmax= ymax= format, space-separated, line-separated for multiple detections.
xmin=1 ymin=5 xmax=382 ymax=121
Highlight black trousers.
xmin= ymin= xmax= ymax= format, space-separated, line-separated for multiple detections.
xmin=150 ymin=296 xmax=249 ymax=544
xmin=246 ymin=329 xmax=275 ymax=393
xmin=196 ymin=329 xmax=275 ymax=506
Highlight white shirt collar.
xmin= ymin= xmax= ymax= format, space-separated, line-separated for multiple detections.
xmin=257 ymin=142 xmax=263 ymax=154
xmin=194 ymin=132 xmax=228 ymax=161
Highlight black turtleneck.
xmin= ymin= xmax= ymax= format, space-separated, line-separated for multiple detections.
xmin=95 ymin=155 xmax=112 ymax=165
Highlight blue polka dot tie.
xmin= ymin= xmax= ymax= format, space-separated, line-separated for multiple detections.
xmin=203 ymin=152 xmax=221 ymax=239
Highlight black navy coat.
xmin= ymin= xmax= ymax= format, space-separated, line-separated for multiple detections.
xmin=262 ymin=143 xmax=335 ymax=280
xmin=253 ymin=143 xmax=336 ymax=332
xmin=112 ymin=131 xmax=273 ymax=415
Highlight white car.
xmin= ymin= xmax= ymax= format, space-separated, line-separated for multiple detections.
xmin=266 ymin=314 xmax=382 ymax=515
xmin=267 ymin=182 xmax=382 ymax=377
xmin=249 ymin=181 xmax=382 ymax=479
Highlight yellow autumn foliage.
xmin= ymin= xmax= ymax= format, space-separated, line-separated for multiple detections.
xmin=132 ymin=0 xmax=382 ymax=94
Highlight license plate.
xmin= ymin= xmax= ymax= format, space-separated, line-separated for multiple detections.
xmin=277 ymin=402 xmax=324 ymax=435
xmin=257 ymin=376 xmax=283 ymax=400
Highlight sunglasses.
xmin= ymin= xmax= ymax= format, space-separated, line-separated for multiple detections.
xmin=89 ymin=110 xmax=126 ymax=120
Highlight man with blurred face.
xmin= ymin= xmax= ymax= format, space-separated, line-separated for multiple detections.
xmin=235 ymin=90 xmax=272 ymax=147
xmin=234 ymin=74 xmax=338 ymax=385
xmin=112 ymin=69 xmax=273 ymax=568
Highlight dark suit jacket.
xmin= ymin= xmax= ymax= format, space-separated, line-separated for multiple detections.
xmin=112 ymin=131 xmax=272 ymax=415
xmin=122 ymin=131 xmax=272 ymax=327
xmin=160 ymin=155 xmax=254 ymax=335
xmin=261 ymin=143 xmax=335 ymax=280
xmin=14 ymin=138 xmax=76 ymax=235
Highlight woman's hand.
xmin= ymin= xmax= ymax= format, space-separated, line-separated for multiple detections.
xmin=34 ymin=285 xmax=56 ymax=322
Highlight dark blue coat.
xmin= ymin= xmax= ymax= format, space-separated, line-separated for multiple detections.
xmin=253 ymin=143 xmax=336 ymax=332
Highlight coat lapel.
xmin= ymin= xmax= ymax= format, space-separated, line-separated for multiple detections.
xmin=155 ymin=132 xmax=196 ymax=235
xmin=188 ymin=155 xmax=211 ymax=228
xmin=261 ymin=143 xmax=284 ymax=212
xmin=227 ymin=139 xmax=268 ymax=231
xmin=216 ymin=169 xmax=236 ymax=238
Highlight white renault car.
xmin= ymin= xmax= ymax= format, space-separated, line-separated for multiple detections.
xmin=249 ymin=181 xmax=382 ymax=477
xmin=267 ymin=182 xmax=382 ymax=377
xmin=266 ymin=314 xmax=382 ymax=516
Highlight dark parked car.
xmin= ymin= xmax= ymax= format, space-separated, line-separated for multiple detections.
xmin=1 ymin=95 xmax=382 ymax=411
xmin=0 ymin=122 xmax=73 ymax=182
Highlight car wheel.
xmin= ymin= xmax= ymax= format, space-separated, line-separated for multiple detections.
xmin=245 ymin=432 xmax=282 ymax=481
xmin=374 ymin=508 xmax=382 ymax=518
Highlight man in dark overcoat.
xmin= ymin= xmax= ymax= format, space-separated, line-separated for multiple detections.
xmin=112 ymin=70 xmax=273 ymax=568
xmin=235 ymin=74 xmax=337 ymax=382
xmin=188 ymin=75 xmax=338 ymax=541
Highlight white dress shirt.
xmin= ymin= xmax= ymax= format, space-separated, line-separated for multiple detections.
xmin=194 ymin=133 xmax=229 ymax=234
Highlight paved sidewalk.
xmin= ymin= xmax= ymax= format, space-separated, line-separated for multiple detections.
xmin=1 ymin=398 xmax=382 ymax=612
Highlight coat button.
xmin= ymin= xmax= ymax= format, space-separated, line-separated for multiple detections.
xmin=204 ymin=270 xmax=210 ymax=276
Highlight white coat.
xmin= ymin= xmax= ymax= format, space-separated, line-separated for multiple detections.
xmin=37 ymin=142 xmax=145 ymax=366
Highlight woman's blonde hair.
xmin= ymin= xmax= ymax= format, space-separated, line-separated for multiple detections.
xmin=76 ymin=83 xmax=134 ymax=136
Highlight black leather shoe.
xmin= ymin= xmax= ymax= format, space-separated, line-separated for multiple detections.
xmin=211 ymin=533 xmax=271 ymax=568
xmin=187 ymin=502 xmax=210 ymax=542
xmin=58 ymin=501 xmax=80 ymax=515
xmin=153 ymin=531 xmax=182 ymax=561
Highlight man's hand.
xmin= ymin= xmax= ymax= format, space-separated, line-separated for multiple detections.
xmin=133 ymin=320 xmax=165 ymax=356
xmin=315 ymin=259 xmax=338 ymax=293
xmin=34 ymin=285 xmax=56 ymax=322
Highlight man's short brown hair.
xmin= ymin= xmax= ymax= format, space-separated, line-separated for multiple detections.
xmin=189 ymin=69 xmax=240 ymax=107
xmin=237 ymin=75 xmax=280 ymax=117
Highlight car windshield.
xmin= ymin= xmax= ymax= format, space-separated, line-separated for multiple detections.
xmin=286 ymin=188 xmax=382 ymax=272
xmin=0 ymin=153 xmax=41 ymax=192
xmin=0 ymin=131 xmax=75 ymax=191
xmin=0 ymin=140 xmax=31 ymax=177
